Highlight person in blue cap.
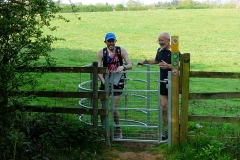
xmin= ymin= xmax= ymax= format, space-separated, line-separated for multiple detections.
xmin=98 ymin=32 xmax=132 ymax=139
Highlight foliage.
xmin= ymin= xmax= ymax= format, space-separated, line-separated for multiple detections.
xmin=126 ymin=0 xmax=144 ymax=7
xmin=38 ymin=9 xmax=239 ymax=159
xmin=115 ymin=4 xmax=125 ymax=11
xmin=161 ymin=138 xmax=239 ymax=160
xmin=175 ymin=5 xmax=211 ymax=9
xmin=1 ymin=6 xmax=239 ymax=159
xmin=181 ymin=0 xmax=194 ymax=6
xmin=126 ymin=6 xmax=148 ymax=11
xmin=0 ymin=0 xmax=66 ymax=107
xmin=1 ymin=113 xmax=106 ymax=159
xmin=0 ymin=0 xmax=68 ymax=159
xmin=60 ymin=4 xmax=113 ymax=12
xmin=58 ymin=0 xmax=239 ymax=13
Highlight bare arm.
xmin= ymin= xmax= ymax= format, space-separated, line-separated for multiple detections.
xmin=136 ymin=58 xmax=159 ymax=67
xmin=159 ymin=57 xmax=180 ymax=69
xmin=120 ymin=47 xmax=132 ymax=71
xmin=97 ymin=49 xmax=105 ymax=84
xmin=159 ymin=60 xmax=171 ymax=69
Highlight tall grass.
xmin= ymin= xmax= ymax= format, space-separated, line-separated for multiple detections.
xmin=40 ymin=9 xmax=240 ymax=116
xmin=41 ymin=9 xmax=240 ymax=121
xmin=38 ymin=9 xmax=240 ymax=159
xmin=39 ymin=8 xmax=240 ymax=101
xmin=46 ymin=9 xmax=240 ymax=72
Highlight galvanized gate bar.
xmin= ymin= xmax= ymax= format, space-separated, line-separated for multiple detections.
xmin=110 ymin=70 xmax=166 ymax=143
xmin=78 ymin=65 xmax=173 ymax=144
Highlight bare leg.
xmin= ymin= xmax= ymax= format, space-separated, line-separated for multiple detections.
xmin=160 ymin=94 xmax=168 ymax=129
xmin=113 ymin=94 xmax=123 ymax=139
xmin=113 ymin=95 xmax=121 ymax=126
xmin=100 ymin=95 xmax=121 ymax=129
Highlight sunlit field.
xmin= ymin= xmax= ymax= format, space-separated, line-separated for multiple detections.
xmin=40 ymin=9 xmax=240 ymax=92
xmin=45 ymin=9 xmax=240 ymax=72
xmin=37 ymin=9 xmax=240 ymax=141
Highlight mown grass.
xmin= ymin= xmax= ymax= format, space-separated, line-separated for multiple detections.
xmin=37 ymin=9 xmax=240 ymax=159
xmin=41 ymin=8 xmax=240 ymax=122
xmin=41 ymin=9 xmax=240 ymax=92
xmin=46 ymin=9 xmax=240 ymax=70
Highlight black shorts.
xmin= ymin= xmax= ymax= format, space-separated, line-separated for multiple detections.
xmin=160 ymin=82 xmax=168 ymax=96
xmin=99 ymin=82 xmax=124 ymax=96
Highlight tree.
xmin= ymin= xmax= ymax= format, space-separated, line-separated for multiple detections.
xmin=115 ymin=4 xmax=125 ymax=11
xmin=181 ymin=0 xmax=194 ymax=6
xmin=0 ymin=0 xmax=67 ymax=158
xmin=126 ymin=0 xmax=143 ymax=7
xmin=172 ymin=0 xmax=180 ymax=6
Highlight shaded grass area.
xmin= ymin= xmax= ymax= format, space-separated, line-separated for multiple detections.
xmin=1 ymin=113 xmax=108 ymax=160
xmin=151 ymin=137 xmax=240 ymax=160
xmin=23 ymin=9 xmax=240 ymax=159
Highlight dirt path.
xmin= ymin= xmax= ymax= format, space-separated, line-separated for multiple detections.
xmin=105 ymin=141 xmax=167 ymax=160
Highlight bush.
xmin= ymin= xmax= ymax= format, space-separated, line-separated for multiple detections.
xmin=115 ymin=4 xmax=125 ymax=11
xmin=0 ymin=0 xmax=70 ymax=158
xmin=1 ymin=113 xmax=106 ymax=159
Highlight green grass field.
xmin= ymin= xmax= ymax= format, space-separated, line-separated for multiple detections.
xmin=41 ymin=9 xmax=240 ymax=92
xmin=37 ymin=9 xmax=240 ymax=159
xmin=39 ymin=9 xmax=240 ymax=138
xmin=46 ymin=9 xmax=240 ymax=71
xmin=40 ymin=8 xmax=240 ymax=117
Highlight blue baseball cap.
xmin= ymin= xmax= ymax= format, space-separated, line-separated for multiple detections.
xmin=105 ymin=32 xmax=116 ymax=41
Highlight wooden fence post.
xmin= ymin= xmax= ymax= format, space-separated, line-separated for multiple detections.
xmin=171 ymin=36 xmax=180 ymax=145
xmin=179 ymin=53 xmax=183 ymax=94
xmin=180 ymin=53 xmax=190 ymax=143
xmin=92 ymin=62 xmax=98 ymax=128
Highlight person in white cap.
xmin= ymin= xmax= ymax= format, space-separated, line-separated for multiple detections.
xmin=98 ymin=32 xmax=132 ymax=139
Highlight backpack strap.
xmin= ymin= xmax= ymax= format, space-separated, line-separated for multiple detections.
xmin=115 ymin=46 xmax=123 ymax=66
xmin=103 ymin=47 xmax=107 ymax=67
xmin=115 ymin=46 xmax=126 ymax=80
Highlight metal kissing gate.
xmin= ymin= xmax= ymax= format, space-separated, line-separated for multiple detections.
xmin=78 ymin=65 xmax=173 ymax=144
xmin=78 ymin=35 xmax=179 ymax=145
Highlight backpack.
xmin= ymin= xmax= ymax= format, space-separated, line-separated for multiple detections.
xmin=103 ymin=46 xmax=122 ymax=67
xmin=102 ymin=46 xmax=126 ymax=84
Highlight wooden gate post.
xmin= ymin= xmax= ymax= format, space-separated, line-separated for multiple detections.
xmin=171 ymin=36 xmax=180 ymax=145
xmin=180 ymin=53 xmax=190 ymax=143
xmin=92 ymin=62 xmax=98 ymax=128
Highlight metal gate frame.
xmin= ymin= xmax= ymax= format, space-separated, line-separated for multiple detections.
xmin=78 ymin=65 xmax=173 ymax=145
xmin=108 ymin=70 xmax=171 ymax=144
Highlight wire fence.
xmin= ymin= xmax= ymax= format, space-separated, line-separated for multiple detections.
xmin=186 ymin=77 xmax=240 ymax=141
